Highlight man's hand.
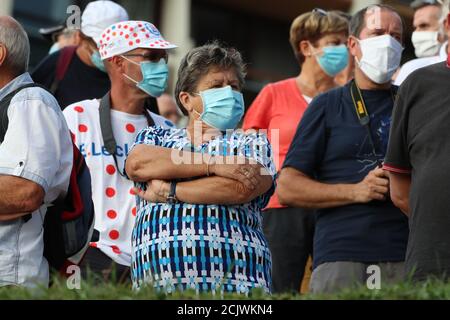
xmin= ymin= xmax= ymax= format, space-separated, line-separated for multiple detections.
xmin=353 ymin=167 xmax=390 ymax=203
xmin=209 ymin=156 xmax=260 ymax=190
xmin=133 ymin=180 xmax=170 ymax=203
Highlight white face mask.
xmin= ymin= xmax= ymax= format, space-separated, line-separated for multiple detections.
xmin=356 ymin=34 xmax=404 ymax=84
xmin=411 ymin=31 xmax=441 ymax=58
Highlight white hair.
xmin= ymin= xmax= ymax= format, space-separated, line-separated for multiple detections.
xmin=0 ymin=17 xmax=30 ymax=74
xmin=439 ymin=0 xmax=449 ymax=18
xmin=437 ymin=0 xmax=449 ymax=22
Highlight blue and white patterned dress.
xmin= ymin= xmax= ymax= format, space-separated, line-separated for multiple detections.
xmin=128 ymin=126 xmax=276 ymax=295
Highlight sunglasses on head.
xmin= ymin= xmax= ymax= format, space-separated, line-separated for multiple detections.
xmin=312 ymin=8 xmax=328 ymax=16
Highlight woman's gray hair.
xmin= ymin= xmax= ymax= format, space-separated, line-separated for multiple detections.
xmin=0 ymin=17 xmax=30 ymax=75
xmin=175 ymin=41 xmax=246 ymax=115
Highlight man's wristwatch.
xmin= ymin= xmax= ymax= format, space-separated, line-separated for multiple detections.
xmin=166 ymin=181 xmax=178 ymax=204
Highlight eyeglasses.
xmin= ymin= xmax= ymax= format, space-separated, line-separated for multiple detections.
xmin=312 ymin=8 xmax=328 ymax=16
xmin=122 ymin=52 xmax=168 ymax=63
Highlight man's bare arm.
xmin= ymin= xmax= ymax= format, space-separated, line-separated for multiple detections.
xmin=277 ymin=167 xmax=389 ymax=209
xmin=388 ymin=171 xmax=411 ymax=216
xmin=134 ymin=166 xmax=272 ymax=205
xmin=0 ymin=175 xmax=44 ymax=215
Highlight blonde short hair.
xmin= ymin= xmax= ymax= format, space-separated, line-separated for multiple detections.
xmin=289 ymin=10 xmax=349 ymax=65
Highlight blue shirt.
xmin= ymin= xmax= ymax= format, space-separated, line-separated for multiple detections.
xmin=283 ymin=82 xmax=409 ymax=268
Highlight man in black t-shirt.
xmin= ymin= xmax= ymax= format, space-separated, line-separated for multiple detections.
xmin=32 ymin=1 xmax=128 ymax=109
xmin=277 ymin=5 xmax=409 ymax=294
xmin=385 ymin=59 xmax=450 ymax=281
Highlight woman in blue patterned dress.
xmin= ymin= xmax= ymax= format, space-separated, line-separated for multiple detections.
xmin=125 ymin=42 xmax=276 ymax=295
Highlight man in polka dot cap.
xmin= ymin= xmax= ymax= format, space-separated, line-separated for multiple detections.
xmin=63 ymin=20 xmax=176 ymax=284
xmin=99 ymin=20 xmax=177 ymax=98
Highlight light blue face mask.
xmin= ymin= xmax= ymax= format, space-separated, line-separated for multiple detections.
xmin=313 ymin=44 xmax=349 ymax=76
xmin=194 ymin=86 xmax=245 ymax=131
xmin=122 ymin=57 xmax=169 ymax=97
xmin=48 ymin=43 xmax=60 ymax=55
xmin=91 ymin=50 xmax=106 ymax=72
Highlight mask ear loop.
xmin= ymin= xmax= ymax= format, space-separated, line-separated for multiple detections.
xmin=122 ymin=73 xmax=139 ymax=85
xmin=350 ymin=36 xmax=362 ymax=67
xmin=121 ymin=55 xmax=140 ymax=66
xmin=188 ymin=92 xmax=204 ymax=122
xmin=308 ymin=41 xmax=323 ymax=57
xmin=121 ymin=55 xmax=141 ymax=85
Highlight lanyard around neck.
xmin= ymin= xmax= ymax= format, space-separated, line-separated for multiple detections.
xmin=349 ymin=80 xmax=395 ymax=167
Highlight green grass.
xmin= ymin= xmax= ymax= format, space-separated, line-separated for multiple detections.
xmin=306 ymin=279 xmax=450 ymax=300
xmin=1 ymin=275 xmax=450 ymax=300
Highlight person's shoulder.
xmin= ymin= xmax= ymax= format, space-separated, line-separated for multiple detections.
xmin=138 ymin=124 xmax=175 ymax=135
xmin=148 ymin=111 xmax=175 ymax=129
xmin=311 ymin=84 xmax=346 ymax=110
xmin=63 ymin=99 xmax=99 ymax=118
xmin=263 ymin=78 xmax=299 ymax=97
xmin=255 ymin=78 xmax=295 ymax=97
xmin=135 ymin=125 xmax=177 ymax=144
xmin=395 ymin=56 xmax=444 ymax=85
xmin=402 ymin=61 xmax=447 ymax=87
xmin=63 ymin=99 xmax=100 ymax=122
xmin=268 ymin=78 xmax=296 ymax=89
xmin=420 ymin=60 xmax=447 ymax=73
xmin=11 ymin=81 xmax=59 ymax=112
xmin=401 ymin=57 xmax=435 ymax=70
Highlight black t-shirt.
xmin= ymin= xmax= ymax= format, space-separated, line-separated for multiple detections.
xmin=385 ymin=61 xmax=450 ymax=281
xmin=283 ymin=82 xmax=409 ymax=269
xmin=31 ymin=49 xmax=110 ymax=109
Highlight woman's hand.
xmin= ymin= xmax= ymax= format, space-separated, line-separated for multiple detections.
xmin=133 ymin=180 xmax=170 ymax=203
xmin=209 ymin=156 xmax=261 ymax=190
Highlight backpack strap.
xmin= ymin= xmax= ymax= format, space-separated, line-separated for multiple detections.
xmin=0 ymin=83 xmax=48 ymax=143
xmin=144 ymin=96 xmax=160 ymax=115
xmin=50 ymin=46 xmax=77 ymax=94
xmin=99 ymin=92 xmax=116 ymax=159
xmin=99 ymin=91 xmax=155 ymax=177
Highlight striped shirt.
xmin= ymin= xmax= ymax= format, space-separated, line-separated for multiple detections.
xmin=128 ymin=126 xmax=276 ymax=295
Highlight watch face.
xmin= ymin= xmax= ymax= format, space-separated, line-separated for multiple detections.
xmin=167 ymin=196 xmax=177 ymax=204
xmin=169 ymin=181 xmax=177 ymax=203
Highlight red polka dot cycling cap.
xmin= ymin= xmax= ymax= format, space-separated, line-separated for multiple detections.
xmin=98 ymin=20 xmax=177 ymax=60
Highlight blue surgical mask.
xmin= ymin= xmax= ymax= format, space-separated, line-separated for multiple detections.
xmin=48 ymin=42 xmax=60 ymax=55
xmin=91 ymin=50 xmax=106 ymax=72
xmin=122 ymin=56 xmax=169 ymax=97
xmin=313 ymin=44 xmax=349 ymax=76
xmin=194 ymin=86 xmax=245 ymax=131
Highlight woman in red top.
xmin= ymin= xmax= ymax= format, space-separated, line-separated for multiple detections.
xmin=243 ymin=9 xmax=350 ymax=294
